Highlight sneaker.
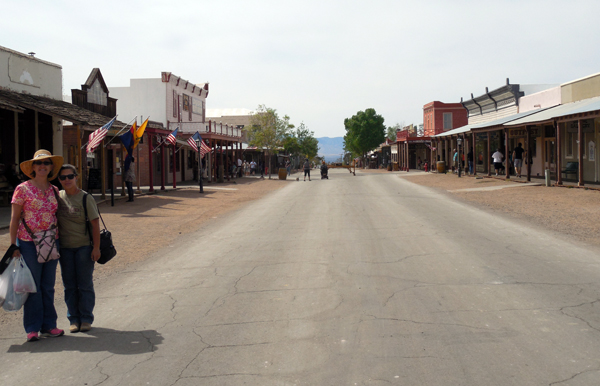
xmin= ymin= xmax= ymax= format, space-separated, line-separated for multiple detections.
xmin=27 ymin=332 xmax=39 ymax=342
xmin=79 ymin=323 xmax=92 ymax=332
xmin=41 ymin=328 xmax=64 ymax=338
xmin=69 ymin=324 xmax=80 ymax=333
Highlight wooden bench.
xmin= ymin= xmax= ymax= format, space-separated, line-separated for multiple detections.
xmin=561 ymin=162 xmax=578 ymax=179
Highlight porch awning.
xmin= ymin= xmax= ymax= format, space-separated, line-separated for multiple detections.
xmin=469 ymin=109 xmax=547 ymax=132
xmin=434 ymin=123 xmax=479 ymax=138
xmin=505 ymin=96 xmax=600 ymax=126
xmin=435 ymin=109 xmax=547 ymax=137
xmin=0 ymin=88 xmax=127 ymax=129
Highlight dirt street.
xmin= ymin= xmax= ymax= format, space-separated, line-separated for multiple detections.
xmin=399 ymin=172 xmax=600 ymax=246
xmin=0 ymin=176 xmax=287 ymax=327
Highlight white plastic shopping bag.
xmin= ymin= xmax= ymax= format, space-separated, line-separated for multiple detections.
xmin=0 ymin=262 xmax=11 ymax=307
xmin=2 ymin=259 xmax=29 ymax=312
xmin=13 ymin=256 xmax=36 ymax=294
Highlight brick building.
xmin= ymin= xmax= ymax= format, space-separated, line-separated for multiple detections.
xmin=422 ymin=101 xmax=467 ymax=137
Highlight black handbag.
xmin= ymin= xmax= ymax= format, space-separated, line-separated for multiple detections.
xmin=83 ymin=193 xmax=117 ymax=265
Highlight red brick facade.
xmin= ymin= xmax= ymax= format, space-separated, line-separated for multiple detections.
xmin=422 ymin=101 xmax=467 ymax=136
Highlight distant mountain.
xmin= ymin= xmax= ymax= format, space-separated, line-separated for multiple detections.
xmin=317 ymin=137 xmax=344 ymax=162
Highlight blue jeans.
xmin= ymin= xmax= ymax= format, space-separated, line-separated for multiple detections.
xmin=468 ymin=161 xmax=474 ymax=175
xmin=18 ymin=239 xmax=59 ymax=333
xmin=59 ymin=245 xmax=95 ymax=325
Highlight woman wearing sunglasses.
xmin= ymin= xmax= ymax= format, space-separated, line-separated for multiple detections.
xmin=56 ymin=164 xmax=101 ymax=334
xmin=9 ymin=150 xmax=64 ymax=342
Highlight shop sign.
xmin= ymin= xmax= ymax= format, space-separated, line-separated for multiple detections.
xmin=509 ymin=128 xmax=540 ymax=137
xmin=86 ymin=153 xmax=96 ymax=159
xmin=566 ymin=120 xmax=594 ymax=133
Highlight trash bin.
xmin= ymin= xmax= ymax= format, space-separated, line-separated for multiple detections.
xmin=278 ymin=168 xmax=287 ymax=180
xmin=436 ymin=161 xmax=446 ymax=174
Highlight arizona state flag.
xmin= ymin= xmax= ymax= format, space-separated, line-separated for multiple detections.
xmin=133 ymin=118 xmax=149 ymax=150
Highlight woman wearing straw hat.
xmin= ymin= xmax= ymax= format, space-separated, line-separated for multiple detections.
xmin=9 ymin=150 xmax=65 ymax=342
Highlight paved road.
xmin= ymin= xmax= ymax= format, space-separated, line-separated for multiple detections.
xmin=3 ymin=169 xmax=600 ymax=386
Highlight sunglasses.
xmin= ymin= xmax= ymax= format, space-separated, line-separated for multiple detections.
xmin=33 ymin=161 xmax=53 ymax=166
xmin=59 ymin=174 xmax=77 ymax=181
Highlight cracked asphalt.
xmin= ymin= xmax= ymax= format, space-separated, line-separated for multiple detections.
xmin=2 ymin=169 xmax=600 ymax=385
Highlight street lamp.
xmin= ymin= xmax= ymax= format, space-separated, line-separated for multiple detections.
xmin=457 ymin=137 xmax=463 ymax=178
xmin=195 ymin=138 xmax=204 ymax=193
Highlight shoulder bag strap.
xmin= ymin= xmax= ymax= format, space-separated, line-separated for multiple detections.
xmin=83 ymin=193 xmax=93 ymax=244
xmin=84 ymin=193 xmax=109 ymax=231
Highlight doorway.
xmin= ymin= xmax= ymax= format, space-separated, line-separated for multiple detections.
xmin=544 ymin=138 xmax=556 ymax=176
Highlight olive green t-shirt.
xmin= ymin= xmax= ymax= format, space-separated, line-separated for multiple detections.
xmin=57 ymin=190 xmax=99 ymax=249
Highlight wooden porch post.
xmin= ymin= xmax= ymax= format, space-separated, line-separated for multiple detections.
xmin=556 ymin=121 xmax=562 ymax=185
xmin=526 ymin=126 xmax=531 ymax=182
xmin=472 ymin=132 xmax=477 ymax=176
xmin=172 ymin=143 xmax=176 ymax=188
xmin=160 ymin=140 xmax=165 ymax=191
xmin=148 ymin=133 xmax=154 ymax=193
xmin=406 ymin=142 xmax=409 ymax=172
xmin=487 ymin=131 xmax=491 ymax=176
xmin=578 ymin=119 xmax=584 ymax=186
xmin=226 ymin=141 xmax=230 ymax=181
xmin=505 ymin=128 xmax=510 ymax=179
xmin=76 ymin=125 xmax=82 ymax=188
xmin=100 ymin=138 xmax=106 ymax=200
xmin=121 ymin=144 xmax=126 ymax=196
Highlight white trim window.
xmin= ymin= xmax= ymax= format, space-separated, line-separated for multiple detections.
xmin=443 ymin=113 xmax=452 ymax=130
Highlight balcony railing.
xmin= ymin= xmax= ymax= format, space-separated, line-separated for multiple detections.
xmin=169 ymin=121 xmax=243 ymax=138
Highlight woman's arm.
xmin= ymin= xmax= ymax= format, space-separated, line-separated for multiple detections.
xmin=9 ymin=203 xmax=22 ymax=257
xmin=90 ymin=218 xmax=101 ymax=261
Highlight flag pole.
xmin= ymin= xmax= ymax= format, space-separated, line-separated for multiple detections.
xmin=103 ymin=116 xmax=137 ymax=147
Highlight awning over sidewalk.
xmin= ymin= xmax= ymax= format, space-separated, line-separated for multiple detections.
xmin=0 ymin=88 xmax=127 ymax=128
xmin=434 ymin=123 xmax=479 ymax=137
xmin=435 ymin=109 xmax=548 ymax=137
xmin=505 ymin=96 xmax=600 ymax=126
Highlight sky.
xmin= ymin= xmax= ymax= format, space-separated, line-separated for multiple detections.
xmin=3 ymin=0 xmax=600 ymax=138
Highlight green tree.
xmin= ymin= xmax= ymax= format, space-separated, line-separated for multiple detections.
xmin=386 ymin=122 xmax=404 ymax=141
xmin=246 ymin=105 xmax=294 ymax=179
xmin=343 ymin=108 xmax=386 ymax=162
xmin=296 ymin=122 xmax=319 ymax=159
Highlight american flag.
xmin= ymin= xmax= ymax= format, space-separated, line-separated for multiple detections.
xmin=199 ymin=140 xmax=211 ymax=159
xmin=86 ymin=116 xmax=117 ymax=153
xmin=166 ymin=127 xmax=179 ymax=146
xmin=187 ymin=132 xmax=200 ymax=152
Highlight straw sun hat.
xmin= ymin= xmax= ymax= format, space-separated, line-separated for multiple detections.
xmin=20 ymin=150 xmax=64 ymax=180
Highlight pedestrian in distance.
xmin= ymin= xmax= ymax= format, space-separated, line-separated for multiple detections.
xmin=452 ymin=149 xmax=458 ymax=173
xmin=491 ymin=148 xmax=504 ymax=176
xmin=56 ymin=164 xmax=101 ymax=333
xmin=303 ymin=158 xmax=311 ymax=181
xmin=9 ymin=149 xmax=65 ymax=342
xmin=320 ymin=160 xmax=329 ymax=179
xmin=467 ymin=148 xmax=474 ymax=175
xmin=513 ymin=142 xmax=525 ymax=178
xmin=125 ymin=157 xmax=135 ymax=202
xmin=250 ymin=160 xmax=256 ymax=176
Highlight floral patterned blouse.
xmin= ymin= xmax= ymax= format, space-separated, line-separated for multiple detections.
xmin=11 ymin=181 xmax=59 ymax=242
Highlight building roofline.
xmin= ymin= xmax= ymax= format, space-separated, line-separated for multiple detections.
xmin=0 ymin=45 xmax=62 ymax=69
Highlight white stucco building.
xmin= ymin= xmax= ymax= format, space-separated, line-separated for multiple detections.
xmin=110 ymin=72 xmax=208 ymax=134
